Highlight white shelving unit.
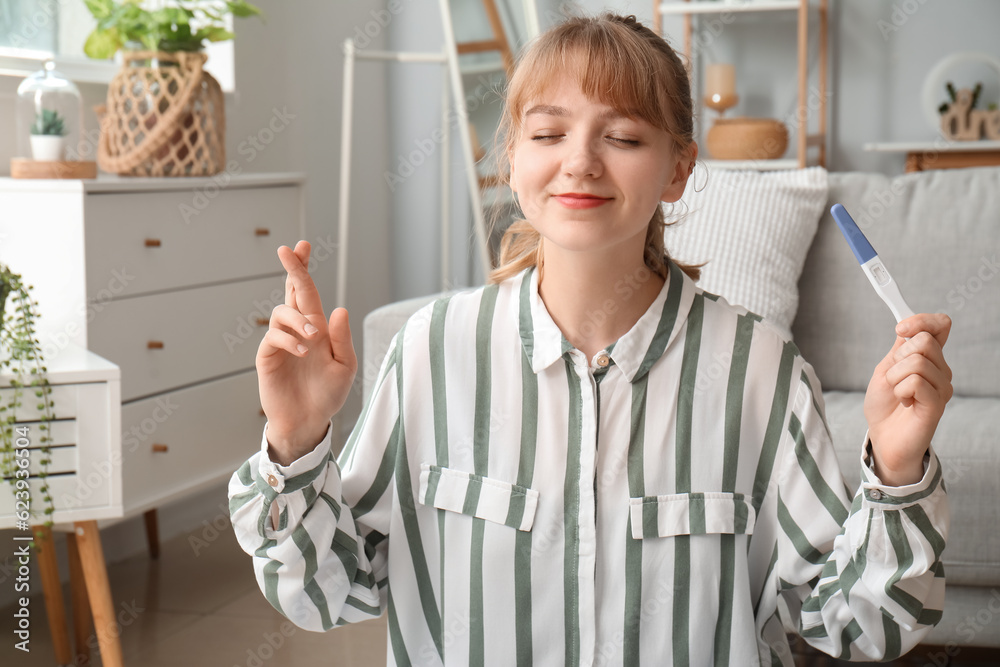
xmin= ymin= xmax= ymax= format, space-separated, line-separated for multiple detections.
xmin=655 ymin=0 xmax=829 ymax=169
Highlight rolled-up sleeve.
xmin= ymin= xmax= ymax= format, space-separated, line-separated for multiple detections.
xmin=228 ymin=330 xmax=403 ymax=631
xmin=773 ymin=364 xmax=948 ymax=662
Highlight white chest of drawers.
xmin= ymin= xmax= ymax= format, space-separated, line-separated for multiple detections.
xmin=0 ymin=173 xmax=305 ymax=520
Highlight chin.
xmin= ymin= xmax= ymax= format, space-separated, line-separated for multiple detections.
xmin=540 ymin=231 xmax=619 ymax=254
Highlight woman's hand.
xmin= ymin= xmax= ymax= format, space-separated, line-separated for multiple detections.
xmin=864 ymin=313 xmax=953 ymax=486
xmin=256 ymin=240 xmax=358 ymax=465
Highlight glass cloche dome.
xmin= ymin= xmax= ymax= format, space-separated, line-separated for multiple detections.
xmin=15 ymin=60 xmax=85 ymax=163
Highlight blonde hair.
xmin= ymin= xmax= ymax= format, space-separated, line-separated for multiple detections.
xmin=486 ymin=13 xmax=701 ymax=285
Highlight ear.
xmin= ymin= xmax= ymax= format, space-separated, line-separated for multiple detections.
xmin=660 ymin=141 xmax=699 ymax=204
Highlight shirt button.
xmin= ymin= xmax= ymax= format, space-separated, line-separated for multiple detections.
xmin=267 ymin=474 xmax=279 ymax=488
xmin=868 ymin=489 xmax=883 ymax=501
xmin=596 ymin=353 xmax=610 ymax=367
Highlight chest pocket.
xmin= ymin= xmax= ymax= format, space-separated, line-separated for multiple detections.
xmin=628 ymin=492 xmax=755 ymax=539
xmin=417 ymin=463 xmax=539 ymax=532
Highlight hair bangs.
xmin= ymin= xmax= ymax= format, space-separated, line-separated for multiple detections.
xmin=503 ymin=19 xmax=677 ymax=156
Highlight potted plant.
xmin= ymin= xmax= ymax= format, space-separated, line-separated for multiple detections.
xmin=82 ymin=0 xmax=263 ymax=176
xmin=1 ymin=264 xmax=55 ymax=534
xmin=83 ymin=0 xmax=263 ymax=59
xmin=29 ymin=108 xmax=68 ymax=161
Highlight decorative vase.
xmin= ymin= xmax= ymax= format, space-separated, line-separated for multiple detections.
xmin=29 ymin=135 xmax=66 ymax=161
xmin=706 ymin=117 xmax=789 ymax=161
xmin=97 ymin=50 xmax=225 ymax=177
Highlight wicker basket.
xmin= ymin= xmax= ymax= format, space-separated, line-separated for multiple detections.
xmin=97 ymin=50 xmax=225 ymax=177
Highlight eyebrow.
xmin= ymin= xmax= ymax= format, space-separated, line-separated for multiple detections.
xmin=524 ymin=105 xmax=633 ymax=121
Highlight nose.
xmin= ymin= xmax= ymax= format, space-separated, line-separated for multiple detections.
xmin=562 ymin=136 xmax=602 ymax=179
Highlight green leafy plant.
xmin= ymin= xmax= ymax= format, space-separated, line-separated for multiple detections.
xmin=0 ymin=264 xmax=56 ymax=538
xmin=83 ymin=0 xmax=263 ymax=59
xmin=30 ymin=109 xmax=67 ymax=137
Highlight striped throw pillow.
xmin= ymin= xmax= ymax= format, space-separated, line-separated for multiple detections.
xmin=663 ymin=165 xmax=829 ymax=339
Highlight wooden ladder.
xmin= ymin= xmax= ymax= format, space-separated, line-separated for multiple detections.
xmin=454 ymin=0 xmax=514 ymax=189
xmin=456 ymin=0 xmax=515 ymax=79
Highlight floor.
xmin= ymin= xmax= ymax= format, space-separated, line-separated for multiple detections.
xmin=0 ymin=523 xmax=995 ymax=666
xmin=0 ymin=525 xmax=388 ymax=666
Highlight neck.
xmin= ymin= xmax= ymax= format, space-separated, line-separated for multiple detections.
xmin=536 ymin=240 xmax=666 ymax=361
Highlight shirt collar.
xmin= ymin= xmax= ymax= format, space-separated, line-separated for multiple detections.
xmin=517 ymin=259 xmax=696 ymax=383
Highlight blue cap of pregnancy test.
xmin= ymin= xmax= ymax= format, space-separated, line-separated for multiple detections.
xmin=831 ymin=204 xmax=877 ymax=264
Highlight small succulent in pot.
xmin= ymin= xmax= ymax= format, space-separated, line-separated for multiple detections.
xmin=30 ymin=108 xmax=67 ymax=136
xmin=29 ymin=109 xmax=68 ymax=161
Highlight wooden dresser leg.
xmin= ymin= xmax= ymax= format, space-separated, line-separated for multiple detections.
xmin=33 ymin=524 xmax=73 ymax=666
xmin=144 ymin=508 xmax=160 ymax=560
xmin=74 ymin=520 xmax=125 ymax=667
xmin=66 ymin=532 xmax=93 ymax=665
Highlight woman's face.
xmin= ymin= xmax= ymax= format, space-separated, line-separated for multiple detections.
xmin=510 ymin=74 xmax=692 ymax=260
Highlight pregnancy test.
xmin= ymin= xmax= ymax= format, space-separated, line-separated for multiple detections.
xmin=831 ymin=203 xmax=915 ymax=323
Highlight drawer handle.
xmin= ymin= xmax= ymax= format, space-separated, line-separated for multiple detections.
xmin=152 ymin=444 xmax=169 ymax=453
xmin=255 ymin=317 xmax=269 ymax=326
xmin=145 ymin=239 xmax=162 ymax=247
xmin=147 ymin=341 xmax=165 ymax=349
xmin=255 ymin=228 xmax=270 ymax=236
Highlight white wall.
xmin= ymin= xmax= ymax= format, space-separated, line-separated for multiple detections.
xmin=0 ymin=0 xmax=392 ymax=606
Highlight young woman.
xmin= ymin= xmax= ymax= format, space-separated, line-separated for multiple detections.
xmin=230 ymin=14 xmax=952 ymax=666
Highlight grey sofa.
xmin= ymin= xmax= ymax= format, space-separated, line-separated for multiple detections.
xmin=361 ymin=167 xmax=1000 ymax=652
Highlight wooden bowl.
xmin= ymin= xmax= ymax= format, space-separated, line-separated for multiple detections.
xmin=705 ymin=117 xmax=789 ymax=160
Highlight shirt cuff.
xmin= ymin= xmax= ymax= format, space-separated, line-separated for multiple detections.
xmin=858 ymin=430 xmax=943 ymax=508
xmin=256 ymin=419 xmax=334 ymax=494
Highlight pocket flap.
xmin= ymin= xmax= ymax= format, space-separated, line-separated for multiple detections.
xmin=629 ymin=492 xmax=755 ymax=539
xmin=418 ymin=463 xmax=539 ymax=532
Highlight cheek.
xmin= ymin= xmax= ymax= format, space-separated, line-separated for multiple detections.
xmin=511 ymin=149 xmax=543 ymax=192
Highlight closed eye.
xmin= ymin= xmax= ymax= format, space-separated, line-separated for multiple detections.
xmin=609 ymin=136 xmax=640 ymax=146
xmin=531 ymin=134 xmax=563 ymax=141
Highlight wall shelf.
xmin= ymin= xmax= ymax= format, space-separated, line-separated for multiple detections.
xmin=657 ymin=0 xmax=815 ymax=16
xmin=703 ymin=158 xmax=800 ymax=171
xmin=864 ymin=140 xmax=1000 ymax=172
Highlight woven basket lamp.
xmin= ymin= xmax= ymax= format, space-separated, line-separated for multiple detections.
xmin=703 ymin=64 xmax=788 ymax=161
xmin=97 ymin=50 xmax=225 ymax=177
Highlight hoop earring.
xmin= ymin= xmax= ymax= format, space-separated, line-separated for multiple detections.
xmin=692 ymin=160 xmax=709 ymax=193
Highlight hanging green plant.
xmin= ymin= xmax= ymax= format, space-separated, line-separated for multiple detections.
xmin=0 ymin=264 xmax=56 ymax=542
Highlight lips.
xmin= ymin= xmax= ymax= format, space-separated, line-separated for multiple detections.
xmin=553 ymin=192 xmax=612 ymax=209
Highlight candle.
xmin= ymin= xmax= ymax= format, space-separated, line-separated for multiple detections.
xmin=704 ymin=63 xmax=739 ymax=114
xmin=706 ymin=63 xmax=735 ymax=99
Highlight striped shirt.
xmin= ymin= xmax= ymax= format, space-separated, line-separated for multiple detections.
xmin=229 ymin=260 xmax=948 ymax=666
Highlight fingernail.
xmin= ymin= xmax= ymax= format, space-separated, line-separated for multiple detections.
xmin=296 ymin=344 xmax=308 ymax=354
xmin=305 ymin=323 xmax=319 ymax=335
